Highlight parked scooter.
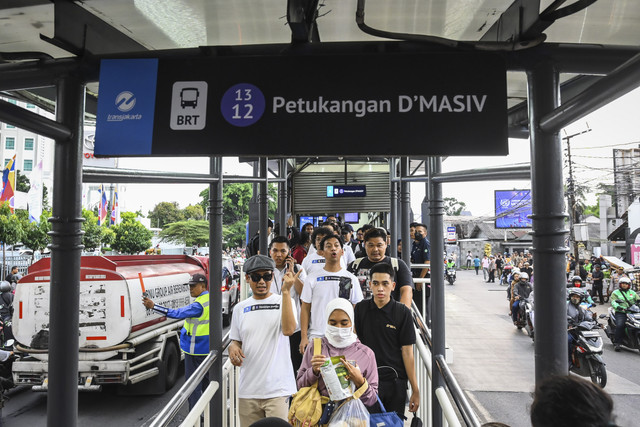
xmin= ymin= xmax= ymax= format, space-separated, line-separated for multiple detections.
xmin=445 ymin=268 xmax=456 ymax=285
xmin=603 ymin=303 xmax=640 ymax=353
xmin=569 ymin=320 xmax=607 ymax=388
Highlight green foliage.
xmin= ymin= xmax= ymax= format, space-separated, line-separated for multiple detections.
xmin=15 ymin=170 xmax=30 ymax=192
xmin=101 ymin=227 xmax=116 ymax=247
xmin=0 ymin=202 xmax=26 ymax=267
xmin=111 ymin=214 xmax=153 ymax=254
xmin=21 ymin=211 xmax=51 ymax=260
xmin=223 ymin=221 xmax=247 ymax=248
xmin=160 ymin=220 xmax=209 ymax=246
xmin=443 ymin=197 xmax=467 ymax=216
xmin=148 ymin=202 xmax=184 ymax=228
xmin=583 ymin=200 xmax=600 ymax=218
xmin=183 ymin=204 xmax=205 ymax=221
xmin=82 ymin=209 xmax=103 ymax=251
xmin=200 ymin=182 xmax=278 ymax=224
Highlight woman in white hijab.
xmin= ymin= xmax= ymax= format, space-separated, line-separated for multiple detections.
xmin=296 ymin=298 xmax=379 ymax=407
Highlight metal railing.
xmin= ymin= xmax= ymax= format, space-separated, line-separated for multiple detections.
xmin=411 ymin=301 xmax=481 ymax=427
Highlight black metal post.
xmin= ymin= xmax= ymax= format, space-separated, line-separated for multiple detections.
xmin=259 ymin=157 xmax=269 ymax=255
xmin=389 ymin=158 xmax=398 ymax=257
xmin=278 ymin=159 xmax=287 ymax=237
xmin=48 ymin=75 xmax=85 ymax=427
xmin=400 ymin=158 xmax=411 ymax=269
xmin=527 ymin=61 xmax=569 ymax=382
xmin=429 ymin=156 xmax=445 ymax=427
xmin=208 ymin=157 xmax=223 ymax=423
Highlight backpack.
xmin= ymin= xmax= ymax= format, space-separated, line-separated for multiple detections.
xmin=289 ymin=338 xmax=329 ymax=427
xmin=245 ymin=233 xmax=259 ymax=258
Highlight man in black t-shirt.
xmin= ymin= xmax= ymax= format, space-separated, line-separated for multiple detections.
xmin=591 ymin=264 xmax=605 ymax=304
xmin=347 ymin=228 xmax=414 ymax=308
xmin=355 ymin=263 xmax=419 ymax=419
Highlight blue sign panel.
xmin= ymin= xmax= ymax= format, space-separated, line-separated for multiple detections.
xmin=495 ymin=190 xmax=532 ymax=229
xmin=326 ymin=186 xmax=366 ymax=198
xmin=95 ymin=59 xmax=159 ymax=155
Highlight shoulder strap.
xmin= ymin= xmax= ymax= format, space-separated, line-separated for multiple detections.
xmin=620 ymin=289 xmax=632 ymax=306
xmin=390 ymin=257 xmax=399 ymax=271
xmin=313 ymin=337 xmax=322 ymax=356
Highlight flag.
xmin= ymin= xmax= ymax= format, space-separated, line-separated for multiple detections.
xmin=110 ymin=186 xmax=119 ymax=225
xmin=0 ymin=155 xmax=16 ymax=212
xmin=98 ymin=184 xmax=108 ymax=225
xmin=28 ymin=160 xmax=44 ymax=223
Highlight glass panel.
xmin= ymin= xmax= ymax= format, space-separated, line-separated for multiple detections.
xmin=5 ymin=137 xmax=15 ymax=149
xmin=23 ymin=159 xmax=33 ymax=172
xmin=25 ymin=138 xmax=34 ymax=150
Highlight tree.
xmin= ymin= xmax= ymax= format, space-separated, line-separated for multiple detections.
xmin=200 ymin=183 xmax=279 ymax=224
xmin=101 ymin=227 xmax=116 ymax=248
xmin=82 ymin=209 xmax=103 ymax=251
xmin=21 ymin=211 xmax=51 ymax=261
xmin=444 ymin=197 xmax=467 ymax=216
xmin=183 ymin=204 xmax=205 ymax=221
xmin=15 ymin=170 xmax=50 ymax=208
xmin=0 ymin=202 xmax=25 ymax=267
xmin=111 ymin=212 xmax=153 ymax=254
xmin=148 ymin=202 xmax=184 ymax=228
xmin=222 ymin=221 xmax=247 ymax=248
xmin=160 ymin=220 xmax=209 ymax=246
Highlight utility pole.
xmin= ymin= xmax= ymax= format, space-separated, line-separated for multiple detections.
xmin=563 ymin=126 xmax=592 ymax=274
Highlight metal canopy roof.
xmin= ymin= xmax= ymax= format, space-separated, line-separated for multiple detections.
xmin=0 ymin=0 xmax=638 ymax=134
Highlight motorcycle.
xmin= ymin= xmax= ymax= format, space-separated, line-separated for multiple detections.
xmin=603 ymin=302 xmax=640 ymax=353
xmin=514 ymin=296 xmax=535 ymax=340
xmin=445 ymin=268 xmax=456 ymax=285
xmin=569 ymin=320 xmax=607 ymax=388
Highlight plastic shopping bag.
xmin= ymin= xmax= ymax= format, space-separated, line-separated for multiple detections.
xmin=327 ymin=397 xmax=370 ymax=427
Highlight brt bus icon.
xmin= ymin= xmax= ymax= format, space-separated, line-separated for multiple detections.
xmin=180 ymin=87 xmax=199 ymax=108
xmin=170 ymin=81 xmax=208 ymax=130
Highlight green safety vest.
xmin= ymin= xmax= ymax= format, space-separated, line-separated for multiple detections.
xmin=183 ymin=293 xmax=210 ymax=355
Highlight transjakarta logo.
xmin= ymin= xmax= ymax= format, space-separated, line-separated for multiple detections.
xmin=108 ymin=90 xmax=143 ymax=122
xmin=115 ymin=91 xmax=136 ymax=112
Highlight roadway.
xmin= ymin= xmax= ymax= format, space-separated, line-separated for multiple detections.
xmin=445 ymin=269 xmax=640 ymax=427
xmin=0 ymin=324 xmax=232 ymax=427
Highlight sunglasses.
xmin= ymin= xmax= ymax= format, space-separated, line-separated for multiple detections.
xmin=250 ymin=272 xmax=273 ymax=282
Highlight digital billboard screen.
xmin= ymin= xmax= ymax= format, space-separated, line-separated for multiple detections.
xmin=495 ymin=190 xmax=532 ymax=229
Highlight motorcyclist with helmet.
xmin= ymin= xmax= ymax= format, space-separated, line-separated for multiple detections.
xmin=0 ymin=282 xmax=12 ymax=321
xmin=511 ymin=272 xmax=532 ymax=324
xmin=610 ymin=277 xmax=639 ymax=352
xmin=567 ymin=275 xmax=596 ymax=306
xmin=567 ymin=288 xmax=593 ymax=365
xmin=507 ymin=270 xmax=520 ymax=313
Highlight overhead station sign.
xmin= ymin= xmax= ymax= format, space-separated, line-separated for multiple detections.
xmin=326 ymin=185 xmax=366 ymax=198
xmin=95 ymin=52 xmax=508 ymax=157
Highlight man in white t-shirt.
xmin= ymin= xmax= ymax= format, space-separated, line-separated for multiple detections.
xmin=299 ymin=234 xmax=363 ymax=354
xmin=302 ymin=226 xmax=349 ymax=275
xmin=229 ymin=254 xmax=299 ymax=427
xmin=268 ymin=235 xmax=307 ymax=374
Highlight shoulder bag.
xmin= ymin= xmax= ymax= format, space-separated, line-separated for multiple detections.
xmin=289 ymin=338 xmax=329 ymax=427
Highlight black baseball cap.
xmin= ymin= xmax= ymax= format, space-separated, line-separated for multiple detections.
xmin=189 ymin=273 xmax=207 ymax=285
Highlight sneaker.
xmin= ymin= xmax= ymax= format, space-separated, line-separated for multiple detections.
xmin=614 ymin=345 xmax=621 ymax=352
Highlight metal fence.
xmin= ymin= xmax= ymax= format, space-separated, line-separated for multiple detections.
xmin=0 ymin=255 xmax=35 ymax=279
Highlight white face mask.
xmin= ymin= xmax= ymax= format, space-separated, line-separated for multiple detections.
xmin=325 ymin=324 xmax=357 ymax=348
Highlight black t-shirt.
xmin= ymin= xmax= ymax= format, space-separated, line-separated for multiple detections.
xmin=496 ymin=258 xmax=504 ymax=269
xmin=354 ymin=298 xmax=416 ymax=380
xmin=592 ymin=270 xmax=604 ymax=285
xmin=347 ymin=256 xmax=414 ymax=301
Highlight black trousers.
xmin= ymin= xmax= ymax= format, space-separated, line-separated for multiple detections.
xmin=592 ymin=282 xmax=604 ymax=303
xmin=375 ymin=377 xmax=408 ymax=419
xmin=289 ymin=330 xmax=303 ymax=376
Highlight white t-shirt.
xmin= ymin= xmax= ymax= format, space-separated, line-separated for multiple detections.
xmin=300 ymin=268 xmax=363 ymax=338
xmin=271 ymin=265 xmax=307 ymax=333
xmin=302 ymin=251 xmax=347 ymax=276
xmin=230 ymin=293 xmax=298 ymax=399
xmin=343 ymin=244 xmax=356 ymax=266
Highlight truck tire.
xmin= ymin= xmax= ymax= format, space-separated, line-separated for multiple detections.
xmin=162 ymin=341 xmax=180 ymax=390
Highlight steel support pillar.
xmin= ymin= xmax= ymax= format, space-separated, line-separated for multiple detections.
xmin=259 ymin=157 xmax=269 ymax=255
xmin=48 ymin=76 xmax=85 ymax=427
xmin=527 ymin=61 xmax=569 ymax=382
xmin=208 ymin=157 xmax=223 ymax=423
xmin=400 ymin=158 xmax=411 ymax=268
xmin=278 ymin=159 xmax=288 ymax=237
xmin=389 ymin=158 xmax=398 ymax=257
xmin=429 ymin=156 xmax=445 ymax=427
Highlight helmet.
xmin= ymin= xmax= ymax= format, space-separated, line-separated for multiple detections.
xmin=571 ymin=275 xmax=582 ymax=287
xmin=0 ymin=281 xmax=11 ymax=293
xmin=519 ymin=272 xmax=529 ymax=280
xmin=619 ymin=277 xmax=632 ymax=288
xmin=512 ymin=268 xmax=521 ymax=274
xmin=568 ymin=288 xmax=584 ymax=303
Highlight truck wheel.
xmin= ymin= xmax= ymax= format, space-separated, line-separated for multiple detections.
xmin=163 ymin=341 xmax=180 ymax=390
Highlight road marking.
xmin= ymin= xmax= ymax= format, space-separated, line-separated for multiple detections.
xmin=465 ymin=390 xmax=492 ymax=422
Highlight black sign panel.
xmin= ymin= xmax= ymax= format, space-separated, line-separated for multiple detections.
xmin=327 ymin=185 xmax=366 ymax=198
xmin=95 ymin=53 xmax=508 ymax=157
